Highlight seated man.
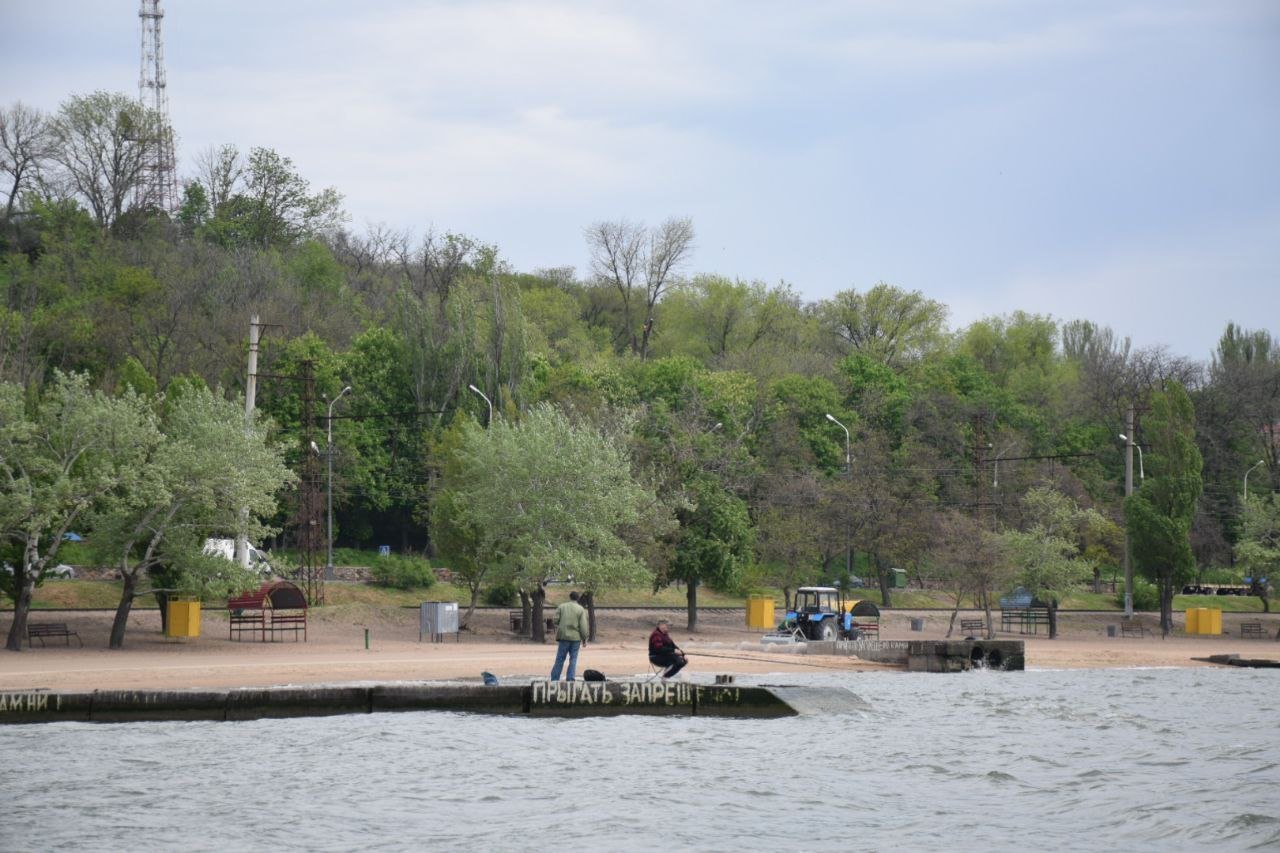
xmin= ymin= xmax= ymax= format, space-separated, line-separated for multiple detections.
xmin=648 ymin=618 xmax=688 ymax=679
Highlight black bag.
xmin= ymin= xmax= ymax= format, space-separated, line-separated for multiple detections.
xmin=583 ymin=669 xmax=606 ymax=682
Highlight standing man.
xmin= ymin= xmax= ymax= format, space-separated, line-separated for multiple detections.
xmin=550 ymin=591 xmax=590 ymax=681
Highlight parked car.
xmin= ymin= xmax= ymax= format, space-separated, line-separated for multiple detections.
xmin=203 ymin=538 xmax=273 ymax=577
xmin=2 ymin=562 xmax=76 ymax=578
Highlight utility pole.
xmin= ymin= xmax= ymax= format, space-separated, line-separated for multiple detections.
xmin=1123 ymin=406 xmax=1134 ymax=618
xmin=236 ymin=315 xmax=260 ymax=570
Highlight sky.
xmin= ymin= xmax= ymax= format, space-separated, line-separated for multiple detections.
xmin=3 ymin=1 xmax=1278 ymax=362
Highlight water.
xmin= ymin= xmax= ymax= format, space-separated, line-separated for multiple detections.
xmin=2 ymin=668 xmax=1278 ymax=852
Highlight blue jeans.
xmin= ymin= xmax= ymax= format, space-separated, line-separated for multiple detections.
xmin=550 ymin=640 xmax=582 ymax=681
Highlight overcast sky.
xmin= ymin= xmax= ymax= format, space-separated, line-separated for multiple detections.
xmin=4 ymin=1 xmax=1277 ymax=362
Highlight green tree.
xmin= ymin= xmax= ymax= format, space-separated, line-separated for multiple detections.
xmin=0 ymin=373 xmax=156 ymax=650
xmin=204 ymin=147 xmax=345 ymax=248
xmin=816 ymin=282 xmax=948 ymax=367
xmin=432 ymin=404 xmax=667 ymax=642
xmin=668 ymin=476 xmax=753 ymax=630
xmin=89 ymin=384 xmax=294 ymax=647
xmin=1235 ymin=493 xmax=1279 ymax=615
xmin=999 ymin=487 xmax=1113 ymax=638
xmin=49 ymin=91 xmax=162 ymax=228
xmin=1125 ymin=382 xmax=1203 ymax=636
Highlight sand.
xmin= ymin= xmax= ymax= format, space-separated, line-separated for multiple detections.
xmin=1 ymin=606 xmax=1276 ymax=692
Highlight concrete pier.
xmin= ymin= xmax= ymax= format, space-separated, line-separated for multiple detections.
xmin=0 ymin=681 xmax=801 ymax=725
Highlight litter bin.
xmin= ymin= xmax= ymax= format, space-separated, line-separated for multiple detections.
xmin=890 ymin=568 xmax=908 ymax=589
xmin=1106 ymin=624 xmax=1117 ymax=638
xmin=910 ymin=617 xmax=925 ymax=632
xmin=1186 ymin=607 xmax=1202 ymax=634
xmin=746 ymin=596 xmax=775 ymax=630
xmin=166 ymin=597 xmax=201 ymax=639
xmin=420 ymin=601 xmax=459 ymax=642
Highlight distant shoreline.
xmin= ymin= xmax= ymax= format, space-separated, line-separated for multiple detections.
xmin=2 ymin=607 xmax=1276 ymax=693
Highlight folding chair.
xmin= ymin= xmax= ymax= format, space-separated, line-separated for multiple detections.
xmin=646 ymin=657 xmax=666 ymax=682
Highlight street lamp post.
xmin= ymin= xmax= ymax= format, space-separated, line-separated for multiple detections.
xmin=825 ymin=413 xmax=852 ymax=578
xmin=326 ymin=386 xmax=352 ymax=580
xmin=1119 ymin=434 xmax=1143 ymax=480
xmin=1243 ymin=459 xmax=1265 ymax=499
xmin=468 ymin=384 xmax=493 ymax=426
xmin=1120 ymin=410 xmax=1135 ymax=618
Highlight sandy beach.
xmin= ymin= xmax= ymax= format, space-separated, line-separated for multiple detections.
xmin=1 ymin=606 xmax=1276 ymax=692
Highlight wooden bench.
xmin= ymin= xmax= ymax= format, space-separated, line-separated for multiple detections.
xmin=1240 ymin=621 xmax=1268 ymax=640
xmin=851 ymin=621 xmax=879 ymax=638
xmin=27 ymin=622 xmax=82 ymax=647
xmin=960 ymin=618 xmax=985 ymax=635
xmin=1120 ymin=622 xmax=1146 ymax=638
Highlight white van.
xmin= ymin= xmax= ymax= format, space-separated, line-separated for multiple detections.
xmin=203 ymin=538 xmax=273 ymax=577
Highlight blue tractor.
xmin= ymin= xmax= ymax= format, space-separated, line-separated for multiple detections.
xmin=779 ymin=586 xmax=856 ymax=642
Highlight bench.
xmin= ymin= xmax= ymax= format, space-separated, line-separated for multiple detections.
xmin=508 ymin=611 xmax=556 ymax=633
xmin=229 ymin=609 xmax=266 ymax=641
xmin=1120 ymin=622 xmax=1146 ymax=638
xmin=27 ymin=622 xmax=82 ymax=647
xmin=265 ymin=612 xmax=307 ymax=642
xmin=960 ymin=618 xmax=986 ymax=635
xmin=851 ymin=621 xmax=879 ymax=638
xmin=227 ymin=581 xmax=308 ymax=643
xmin=1001 ymin=607 xmax=1050 ymax=635
xmin=1240 ymin=621 xmax=1268 ymax=640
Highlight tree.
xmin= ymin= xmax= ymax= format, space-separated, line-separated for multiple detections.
xmin=1125 ymin=382 xmax=1203 ymax=636
xmin=203 ymin=147 xmax=344 ymax=248
xmin=0 ymin=101 xmax=55 ymax=222
xmin=668 ymin=476 xmax=753 ymax=631
xmin=48 ymin=91 xmax=160 ymax=228
xmin=816 ymin=283 xmax=948 ymax=367
xmin=432 ymin=404 xmax=667 ymax=642
xmin=1235 ymin=493 xmax=1279 ymax=615
xmin=999 ymin=487 xmax=1114 ymax=638
xmin=89 ymin=383 xmax=294 ymax=647
xmin=1 ymin=373 xmax=156 ymax=650
xmin=931 ymin=509 xmax=1016 ymax=638
xmin=585 ymin=217 xmax=694 ymax=358
xmin=192 ymin=143 xmax=244 ymax=213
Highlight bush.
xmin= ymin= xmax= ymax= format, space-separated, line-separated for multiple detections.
xmin=482 ymin=581 xmax=518 ymax=607
xmin=368 ymin=555 xmax=436 ymax=590
xmin=1117 ymin=579 xmax=1160 ymax=612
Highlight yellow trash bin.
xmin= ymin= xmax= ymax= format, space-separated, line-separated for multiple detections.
xmin=1185 ymin=608 xmax=1201 ymax=635
xmin=1203 ymin=608 xmax=1222 ymax=636
xmin=166 ymin=597 xmax=201 ymax=639
xmin=746 ymin=596 xmax=775 ymax=630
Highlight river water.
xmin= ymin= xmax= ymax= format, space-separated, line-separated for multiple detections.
xmin=1 ymin=667 xmax=1277 ymax=852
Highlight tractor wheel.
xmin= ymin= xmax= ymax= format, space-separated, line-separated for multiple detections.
xmin=817 ymin=619 xmax=837 ymax=642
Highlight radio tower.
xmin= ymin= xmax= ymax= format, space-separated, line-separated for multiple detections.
xmin=138 ymin=0 xmax=178 ymax=211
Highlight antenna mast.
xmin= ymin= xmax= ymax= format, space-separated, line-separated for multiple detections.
xmin=138 ymin=0 xmax=178 ymax=211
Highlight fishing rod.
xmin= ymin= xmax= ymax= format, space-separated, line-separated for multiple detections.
xmin=683 ymin=649 xmax=875 ymax=671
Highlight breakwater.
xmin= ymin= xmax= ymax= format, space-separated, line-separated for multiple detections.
xmin=0 ymin=680 xmax=802 ymax=724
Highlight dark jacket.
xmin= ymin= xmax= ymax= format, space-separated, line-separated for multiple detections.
xmin=649 ymin=627 xmax=678 ymax=659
